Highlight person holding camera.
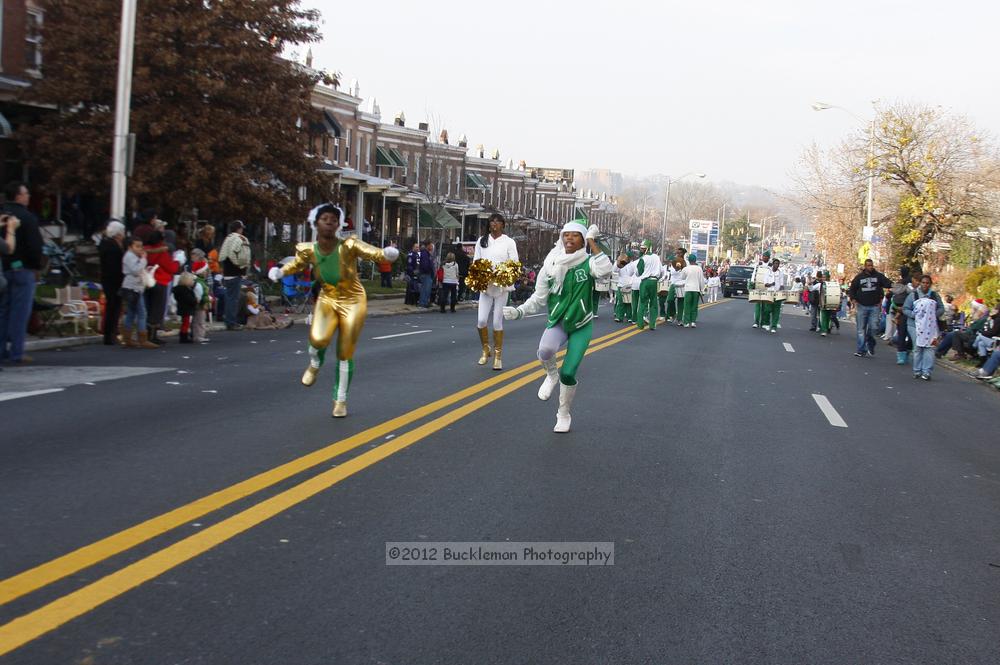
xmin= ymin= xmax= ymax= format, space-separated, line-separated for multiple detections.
xmin=0 ymin=181 xmax=43 ymax=365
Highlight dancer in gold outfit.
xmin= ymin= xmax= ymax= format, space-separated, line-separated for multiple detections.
xmin=271 ymin=203 xmax=399 ymax=417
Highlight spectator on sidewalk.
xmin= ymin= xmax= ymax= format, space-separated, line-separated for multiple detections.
xmin=848 ymin=258 xmax=892 ymax=357
xmin=936 ymin=299 xmax=989 ymax=360
xmin=418 ymin=241 xmax=435 ymax=308
xmin=219 ymin=220 xmax=251 ymax=330
xmin=99 ymin=220 xmax=126 ymax=345
xmin=191 ymin=261 xmax=212 ymax=343
xmin=903 ymin=274 xmax=944 ymax=380
xmin=172 ymin=272 xmax=198 ymax=344
xmin=439 ymin=252 xmax=459 ymax=313
xmin=455 ymin=245 xmax=471 ymax=301
xmin=405 ymin=242 xmax=420 ymax=306
xmin=378 ymin=241 xmax=396 ymax=288
xmin=0 ymin=181 xmax=43 ymax=364
xmin=120 ymin=237 xmax=157 ymax=349
xmin=143 ymin=231 xmax=180 ymax=345
xmin=971 ymin=344 xmax=1000 ymax=380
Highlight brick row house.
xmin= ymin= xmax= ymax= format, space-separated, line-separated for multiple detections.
xmin=306 ymin=77 xmax=621 ymax=266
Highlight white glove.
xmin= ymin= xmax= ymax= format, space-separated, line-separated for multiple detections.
xmin=586 ymin=224 xmax=600 ymax=240
xmin=503 ymin=306 xmax=523 ymax=320
xmin=383 ymin=246 xmax=399 ymax=262
xmin=268 ymin=266 xmax=283 ymax=282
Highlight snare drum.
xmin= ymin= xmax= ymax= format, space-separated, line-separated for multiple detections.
xmin=595 ymin=276 xmax=610 ymax=293
xmin=749 ymin=289 xmax=773 ymax=302
xmin=822 ymin=282 xmax=842 ymax=310
xmin=621 ymin=288 xmax=633 ymax=304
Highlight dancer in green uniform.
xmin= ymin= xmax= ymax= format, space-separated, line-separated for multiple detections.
xmin=681 ymin=253 xmax=705 ymax=326
xmin=505 ymin=220 xmax=612 ymax=433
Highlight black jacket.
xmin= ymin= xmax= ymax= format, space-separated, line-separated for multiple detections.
xmin=848 ymin=269 xmax=892 ymax=306
xmin=98 ymin=237 xmax=125 ymax=293
xmin=1 ymin=202 xmax=43 ymax=271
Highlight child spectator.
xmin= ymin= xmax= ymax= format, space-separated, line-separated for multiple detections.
xmin=172 ymin=272 xmax=198 ymax=344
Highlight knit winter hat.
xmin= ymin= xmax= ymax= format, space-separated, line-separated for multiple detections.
xmin=561 ymin=221 xmax=587 ymax=237
xmin=688 ymin=253 xmax=698 ymax=264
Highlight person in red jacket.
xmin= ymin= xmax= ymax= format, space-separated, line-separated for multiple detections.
xmin=143 ymin=231 xmax=179 ymax=344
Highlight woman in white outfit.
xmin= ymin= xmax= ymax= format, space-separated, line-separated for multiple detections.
xmin=473 ymin=213 xmax=519 ymax=370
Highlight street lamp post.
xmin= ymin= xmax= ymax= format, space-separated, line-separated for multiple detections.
xmin=812 ymin=101 xmax=876 ymax=234
xmin=111 ymin=0 xmax=138 ymax=221
xmin=660 ymin=172 xmax=705 ymax=257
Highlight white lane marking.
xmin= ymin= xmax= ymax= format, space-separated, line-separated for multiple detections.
xmin=372 ymin=330 xmax=432 ymax=340
xmin=0 ymin=388 xmax=65 ymax=402
xmin=783 ymin=343 xmax=795 ymax=353
xmin=525 ymin=313 xmax=546 ymax=318
xmin=812 ymin=394 xmax=848 ymax=428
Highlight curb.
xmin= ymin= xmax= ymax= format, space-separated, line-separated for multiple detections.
xmin=22 ymin=301 xmax=479 ymax=352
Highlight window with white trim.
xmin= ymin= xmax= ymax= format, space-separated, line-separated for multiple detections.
xmin=26 ymin=7 xmax=43 ymax=72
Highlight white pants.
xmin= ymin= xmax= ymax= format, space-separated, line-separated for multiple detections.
xmin=477 ymin=292 xmax=508 ymax=330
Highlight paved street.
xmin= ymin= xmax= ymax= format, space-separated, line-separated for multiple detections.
xmin=1 ymin=298 xmax=999 ymax=664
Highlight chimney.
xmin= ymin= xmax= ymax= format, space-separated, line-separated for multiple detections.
xmin=439 ymin=129 xmax=449 ymax=144
xmin=305 ymin=48 xmax=313 ymax=68
xmin=350 ymin=79 xmax=360 ymax=97
xmin=491 ymin=148 xmax=500 ymax=160
xmin=394 ymin=111 xmax=406 ymax=127
xmin=458 ymin=134 xmax=468 ymax=148
xmin=477 ymin=144 xmax=485 ymax=158
xmin=418 ymin=121 xmax=429 ymax=131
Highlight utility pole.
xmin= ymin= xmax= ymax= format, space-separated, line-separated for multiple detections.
xmin=110 ymin=0 xmax=138 ymax=221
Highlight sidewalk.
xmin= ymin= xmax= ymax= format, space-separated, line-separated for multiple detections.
xmin=24 ymin=297 xmax=479 ymax=353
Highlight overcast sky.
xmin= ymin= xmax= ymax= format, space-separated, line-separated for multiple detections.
xmin=305 ymin=0 xmax=998 ymax=192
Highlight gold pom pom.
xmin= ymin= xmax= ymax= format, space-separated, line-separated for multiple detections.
xmin=465 ymin=258 xmax=494 ymax=292
xmin=492 ymin=260 xmax=523 ymax=288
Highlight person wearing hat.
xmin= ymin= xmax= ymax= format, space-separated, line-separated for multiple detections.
xmin=612 ymin=251 xmax=634 ymax=323
xmin=191 ymin=260 xmax=212 ymax=343
xmin=809 ymin=270 xmax=833 ymax=336
xmin=634 ymin=239 xmax=662 ymax=330
xmin=680 ymin=253 xmax=705 ymax=327
xmin=472 ymin=212 xmax=519 ymax=369
xmin=750 ymin=251 xmax=773 ymax=329
xmin=504 ymin=220 xmax=610 ymax=433
xmin=270 ymin=203 xmax=399 ymax=418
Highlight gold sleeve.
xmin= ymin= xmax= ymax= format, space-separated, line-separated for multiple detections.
xmin=344 ymin=236 xmax=387 ymax=263
xmin=280 ymin=242 xmax=314 ymax=276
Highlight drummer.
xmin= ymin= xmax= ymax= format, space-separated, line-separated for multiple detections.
xmin=751 ymin=251 xmax=773 ymax=329
xmin=810 ymin=270 xmax=835 ymax=337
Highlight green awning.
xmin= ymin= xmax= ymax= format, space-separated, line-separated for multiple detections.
xmin=465 ymin=173 xmax=491 ymax=190
xmin=388 ymin=147 xmax=406 ymax=168
xmin=376 ymin=146 xmax=404 ymax=168
xmin=418 ymin=203 xmax=462 ymax=229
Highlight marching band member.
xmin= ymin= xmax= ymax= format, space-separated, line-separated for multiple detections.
xmin=473 ymin=212 xmax=519 ymax=370
xmin=271 ymin=203 xmax=399 ymax=418
xmin=634 ymin=240 xmax=662 ymax=330
xmin=671 ymin=255 xmax=687 ymax=326
xmin=751 ymin=251 xmax=773 ymax=329
xmin=504 ymin=221 xmax=612 ymax=433
xmin=767 ymin=258 xmax=786 ymax=333
xmin=681 ymin=253 xmax=705 ymax=327
xmin=615 ymin=253 xmax=636 ymax=324
xmin=810 ymin=270 xmax=833 ymax=336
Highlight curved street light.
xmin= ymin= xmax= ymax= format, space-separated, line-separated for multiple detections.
xmin=660 ymin=172 xmax=706 ymax=257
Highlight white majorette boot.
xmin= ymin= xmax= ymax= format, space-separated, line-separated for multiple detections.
xmin=553 ymin=382 xmax=577 ymax=433
xmin=537 ymin=357 xmax=559 ymax=400
xmin=302 ymin=346 xmax=322 ymax=386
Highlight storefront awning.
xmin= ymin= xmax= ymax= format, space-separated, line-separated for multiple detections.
xmin=311 ymin=109 xmax=343 ymax=138
xmin=418 ymin=203 xmax=462 ymax=230
xmin=0 ymin=112 xmax=12 ymax=139
xmin=375 ymin=146 xmax=406 ymax=169
xmin=465 ymin=173 xmax=491 ymax=190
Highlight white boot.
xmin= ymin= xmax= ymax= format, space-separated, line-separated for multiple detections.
xmin=553 ymin=382 xmax=577 ymax=433
xmin=537 ymin=357 xmax=559 ymax=400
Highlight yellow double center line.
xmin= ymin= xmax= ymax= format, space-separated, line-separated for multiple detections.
xmin=0 ymin=301 xmax=726 ymax=655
